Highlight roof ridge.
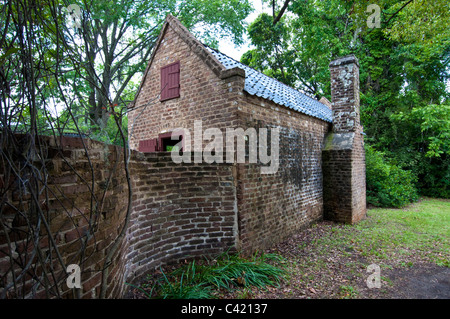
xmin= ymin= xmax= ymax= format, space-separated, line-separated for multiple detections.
xmin=130 ymin=15 xmax=331 ymax=123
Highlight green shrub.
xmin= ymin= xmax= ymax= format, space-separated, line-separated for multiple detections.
xmin=198 ymin=252 xmax=285 ymax=290
xmin=389 ymin=103 xmax=450 ymax=199
xmin=365 ymin=145 xmax=419 ymax=208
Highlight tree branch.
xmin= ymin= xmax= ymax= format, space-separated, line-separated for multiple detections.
xmin=273 ymin=0 xmax=290 ymax=25
xmin=385 ymin=0 xmax=413 ymax=26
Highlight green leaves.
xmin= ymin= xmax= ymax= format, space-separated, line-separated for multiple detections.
xmin=385 ymin=0 xmax=450 ymax=46
xmin=365 ymin=145 xmax=419 ymax=208
xmin=240 ymin=0 xmax=448 ymax=200
xmin=392 ymin=104 xmax=450 ymax=158
xmin=177 ymin=0 xmax=253 ymax=46
xmin=0 ymin=47 xmax=19 ymax=67
xmin=241 ymin=13 xmax=295 ymax=87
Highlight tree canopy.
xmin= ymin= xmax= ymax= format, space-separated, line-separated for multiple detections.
xmin=1 ymin=0 xmax=449 ymax=203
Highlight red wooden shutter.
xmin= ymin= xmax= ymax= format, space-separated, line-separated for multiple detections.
xmin=160 ymin=61 xmax=180 ymax=101
xmin=139 ymin=138 xmax=158 ymax=152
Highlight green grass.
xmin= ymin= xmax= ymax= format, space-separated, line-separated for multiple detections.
xmin=339 ymin=285 xmax=358 ymax=299
xmin=139 ymin=251 xmax=287 ymax=299
xmin=276 ymin=197 xmax=450 ymax=299
xmin=355 ymin=197 xmax=449 ymax=266
xmin=307 ymin=198 xmax=449 ymax=266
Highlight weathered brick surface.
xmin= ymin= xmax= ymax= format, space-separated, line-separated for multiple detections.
xmin=127 ymin=15 xmax=333 ymax=253
xmin=234 ymin=95 xmax=330 ymax=252
xmin=0 ymin=135 xmax=129 ymax=299
xmin=0 ymin=17 xmax=366 ymax=299
xmin=127 ymin=15 xmax=348 ymax=253
xmin=323 ymin=55 xmax=366 ymax=224
xmin=124 ymin=152 xmax=237 ymax=284
xmin=329 ymin=55 xmax=361 ymax=133
xmin=128 ymin=17 xmax=241 ymax=151
xmin=0 ymin=135 xmax=237 ymax=298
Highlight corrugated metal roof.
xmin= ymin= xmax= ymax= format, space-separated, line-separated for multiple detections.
xmin=206 ymin=46 xmax=332 ymax=123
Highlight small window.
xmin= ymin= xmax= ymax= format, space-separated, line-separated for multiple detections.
xmin=158 ymin=132 xmax=183 ymax=152
xmin=160 ymin=61 xmax=180 ymax=101
xmin=138 ymin=132 xmax=184 ymax=153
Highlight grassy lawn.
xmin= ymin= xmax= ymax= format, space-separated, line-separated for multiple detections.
xmin=345 ymin=197 xmax=449 ymax=267
xmin=130 ymin=197 xmax=449 ymax=299
xmin=305 ymin=197 xmax=449 ymax=268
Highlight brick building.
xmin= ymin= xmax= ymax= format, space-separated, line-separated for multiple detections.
xmin=0 ymin=14 xmax=367 ymax=299
xmin=128 ymin=15 xmax=366 ymax=253
xmin=0 ymin=16 xmax=366 ymax=298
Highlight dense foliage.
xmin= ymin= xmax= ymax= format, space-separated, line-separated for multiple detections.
xmin=365 ymin=145 xmax=418 ymax=207
xmin=134 ymin=252 xmax=286 ymax=299
xmin=2 ymin=0 xmax=448 ymax=205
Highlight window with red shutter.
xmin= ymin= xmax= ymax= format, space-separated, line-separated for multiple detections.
xmin=160 ymin=61 xmax=180 ymax=101
xmin=139 ymin=138 xmax=158 ymax=152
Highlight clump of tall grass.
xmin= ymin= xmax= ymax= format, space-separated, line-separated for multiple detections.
xmin=137 ymin=251 xmax=286 ymax=299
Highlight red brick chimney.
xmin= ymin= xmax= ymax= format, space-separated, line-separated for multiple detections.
xmin=322 ymin=55 xmax=366 ymax=224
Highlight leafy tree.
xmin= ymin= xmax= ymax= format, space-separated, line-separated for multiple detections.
xmin=365 ymin=144 xmax=418 ymax=208
xmin=390 ymin=103 xmax=450 ymax=198
xmin=0 ymin=0 xmax=254 ymax=298
xmin=240 ymin=13 xmax=295 ymax=87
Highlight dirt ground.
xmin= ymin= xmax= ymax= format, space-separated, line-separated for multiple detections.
xmin=225 ymin=262 xmax=450 ymax=299
xmin=368 ymin=263 xmax=450 ymax=299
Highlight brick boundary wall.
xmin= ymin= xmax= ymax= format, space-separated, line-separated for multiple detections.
xmin=124 ymin=152 xmax=237 ymax=285
xmin=126 ymin=18 xmax=335 ymax=253
xmin=0 ymin=135 xmax=237 ymax=298
xmin=0 ymin=135 xmax=129 ymax=298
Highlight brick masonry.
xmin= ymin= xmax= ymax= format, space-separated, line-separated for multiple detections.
xmin=0 ymin=135 xmax=129 ymax=299
xmin=235 ymin=95 xmax=330 ymax=252
xmin=124 ymin=152 xmax=237 ymax=284
xmin=322 ymin=55 xmax=367 ymax=224
xmin=128 ymin=16 xmax=366 ymax=249
xmin=127 ymin=15 xmax=334 ymax=253
xmin=128 ymin=16 xmax=241 ymax=151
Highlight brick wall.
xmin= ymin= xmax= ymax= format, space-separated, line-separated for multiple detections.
xmin=127 ymin=15 xmax=334 ymax=254
xmin=1 ymin=16 xmax=367 ymax=299
xmin=124 ymin=152 xmax=237 ymax=283
xmin=0 ymin=135 xmax=129 ymax=298
xmin=128 ymin=17 xmax=242 ymax=151
xmin=235 ymin=95 xmax=331 ymax=252
xmin=0 ymin=135 xmax=237 ymax=298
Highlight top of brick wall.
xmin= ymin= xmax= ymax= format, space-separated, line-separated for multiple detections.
xmin=329 ymin=54 xmax=360 ymax=68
